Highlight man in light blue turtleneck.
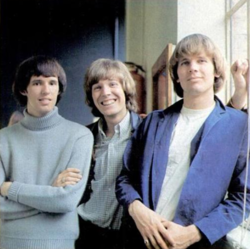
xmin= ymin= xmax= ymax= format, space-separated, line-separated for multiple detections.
xmin=0 ymin=55 xmax=93 ymax=249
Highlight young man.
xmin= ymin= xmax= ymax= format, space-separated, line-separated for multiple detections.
xmin=0 ymin=55 xmax=93 ymax=249
xmin=116 ymin=34 xmax=250 ymax=249
xmin=60 ymin=58 xmax=141 ymax=249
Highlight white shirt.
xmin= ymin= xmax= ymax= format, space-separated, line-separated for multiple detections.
xmin=156 ymin=103 xmax=215 ymax=220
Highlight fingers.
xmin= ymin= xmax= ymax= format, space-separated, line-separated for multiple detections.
xmin=231 ymin=59 xmax=248 ymax=75
xmin=143 ymin=234 xmax=170 ymax=249
xmin=60 ymin=171 xmax=82 ymax=185
xmin=52 ymin=168 xmax=82 ymax=187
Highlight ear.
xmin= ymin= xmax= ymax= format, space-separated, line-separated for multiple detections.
xmin=176 ymin=78 xmax=180 ymax=83
xmin=20 ymin=91 xmax=27 ymax=96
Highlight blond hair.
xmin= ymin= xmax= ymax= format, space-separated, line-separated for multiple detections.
xmin=84 ymin=58 xmax=138 ymax=117
xmin=169 ymin=34 xmax=227 ymax=97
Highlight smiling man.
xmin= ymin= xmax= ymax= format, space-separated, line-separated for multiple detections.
xmin=116 ymin=34 xmax=250 ymax=249
xmin=53 ymin=58 xmax=142 ymax=249
xmin=0 ymin=55 xmax=93 ymax=249
xmin=77 ymin=58 xmax=141 ymax=249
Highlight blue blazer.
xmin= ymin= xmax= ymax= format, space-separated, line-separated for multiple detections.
xmin=116 ymin=98 xmax=250 ymax=245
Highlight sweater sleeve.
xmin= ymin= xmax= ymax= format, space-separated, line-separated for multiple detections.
xmin=6 ymin=133 xmax=93 ymax=213
xmin=0 ymin=160 xmax=40 ymax=220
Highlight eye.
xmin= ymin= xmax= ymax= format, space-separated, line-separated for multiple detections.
xmin=32 ymin=81 xmax=40 ymax=86
xmin=180 ymin=61 xmax=189 ymax=66
xmin=93 ymin=84 xmax=101 ymax=91
xmin=198 ymin=58 xmax=207 ymax=63
xmin=50 ymin=80 xmax=58 ymax=86
xmin=110 ymin=81 xmax=119 ymax=87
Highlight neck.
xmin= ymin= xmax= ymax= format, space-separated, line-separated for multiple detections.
xmin=103 ymin=111 xmax=128 ymax=137
xmin=183 ymin=94 xmax=215 ymax=109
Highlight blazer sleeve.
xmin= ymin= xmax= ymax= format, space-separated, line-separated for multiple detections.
xmin=116 ymin=121 xmax=145 ymax=209
xmin=6 ymin=133 xmax=93 ymax=213
xmin=194 ymin=131 xmax=250 ymax=245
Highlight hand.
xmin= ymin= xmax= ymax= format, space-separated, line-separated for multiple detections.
xmin=129 ymin=200 xmax=174 ymax=249
xmin=230 ymin=59 xmax=249 ymax=109
xmin=0 ymin=182 xmax=12 ymax=197
xmin=161 ymin=221 xmax=201 ymax=249
xmin=52 ymin=168 xmax=82 ymax=187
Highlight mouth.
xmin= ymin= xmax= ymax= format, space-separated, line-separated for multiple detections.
xmin=188 ymin=77 xmax=201 ymax=81
xmin=39 ymin=98 xmax=51 ymax=104
xmin=101 ymin=99 xmax=116 ymax=106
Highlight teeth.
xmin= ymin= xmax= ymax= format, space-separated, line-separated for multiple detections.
xmin=102 ymin=100 xmax=115 ymax=106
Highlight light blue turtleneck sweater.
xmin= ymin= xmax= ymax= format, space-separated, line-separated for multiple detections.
xmin=0 ymin=107 xmax=93 ymax=249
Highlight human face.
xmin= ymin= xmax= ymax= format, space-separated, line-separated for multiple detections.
xmin=177 ymin=53 xmax=219 ymax=98
xmin=92 ymin=77 xmax=127 ymax=122
xmin=21 ymin=75 xmax=59 ymax=117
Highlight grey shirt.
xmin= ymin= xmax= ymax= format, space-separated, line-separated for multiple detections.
xmin=78 ymin=112 xmax=131 ymax=229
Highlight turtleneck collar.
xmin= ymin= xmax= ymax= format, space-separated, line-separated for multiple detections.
xmin=20 ymin=107 xmax=63 ymax=131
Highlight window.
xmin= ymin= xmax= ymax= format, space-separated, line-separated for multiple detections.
xmin=226 ymin=0 xmax=249 ymax=100
xmin=226 ymin=1 xmax=250 ymax=248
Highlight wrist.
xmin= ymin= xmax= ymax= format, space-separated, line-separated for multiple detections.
xmin=0 ymin=182 xmax=12 ymax=197
xmin=128 ymin=199 xmax=142 ymax=217
xmin=230 ymin=90 xmax=247 ymax=110
xmin=187 ymin=225 xmax=202 ymax=244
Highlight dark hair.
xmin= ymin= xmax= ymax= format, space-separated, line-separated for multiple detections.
xmin=84 ymin=58 xmax=138 ymax=117
xmin=169 ymin=34 xmax=227 ymax=98
xmin=13 ymin=55 xmax=67 ymax=106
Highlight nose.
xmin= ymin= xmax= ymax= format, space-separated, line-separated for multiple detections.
xmin=101 ymin=85 xmax=111 ymax=96
xmin=189 ymin=61 xmax=198 ymax=72
xmin=41 ymin=83 xmax=50 ymax=94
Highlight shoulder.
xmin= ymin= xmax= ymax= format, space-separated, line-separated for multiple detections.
xmin=0 ymin=123 xmax=21 ymax=137
xmin=62 ymin=119 xmax=93 ymax=138
xmin=223 ymin=106 xmax=248 ymax=123
xmin=143 ymin=100 xmax=182 ymax=124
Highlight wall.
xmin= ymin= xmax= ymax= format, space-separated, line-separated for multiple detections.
xmin=0 ymin=0 xmax=125 ymax=128
xmin=177 ymin=0 xmax=226 ymax=101
xmin=126 ymin=0 xmax=227 ymax=112
xmin=126 ymin=0 xmax=178 ymax=112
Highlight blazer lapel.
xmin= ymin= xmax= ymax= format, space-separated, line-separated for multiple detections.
xmin=151 ymin=103 xmax=182 ymax=210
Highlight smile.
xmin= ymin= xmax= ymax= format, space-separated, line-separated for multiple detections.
xmin=101 ymin=99 xmax=116 ymax=106
xmin=39 ymin=98 xmax=51 ymax=104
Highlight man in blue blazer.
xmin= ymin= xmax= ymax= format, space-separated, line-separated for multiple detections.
xmin=116 ymin=34 xmax=250 ymax=249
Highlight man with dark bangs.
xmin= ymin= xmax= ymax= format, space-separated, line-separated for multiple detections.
xmin=116 ymin=34 xmax=250 ymax=249
xmin=0 ymin=55 xmax=93 ymax=249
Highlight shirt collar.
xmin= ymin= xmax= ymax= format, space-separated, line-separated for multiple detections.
xmin=98 ymin=111 xmax=131 ymax=138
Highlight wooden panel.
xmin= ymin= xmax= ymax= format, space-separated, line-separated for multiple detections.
xmin=152 ymin=43 xmax=174 ymax=110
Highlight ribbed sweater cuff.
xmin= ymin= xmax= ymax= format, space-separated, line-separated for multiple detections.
xmin=7 ymin=181 xmax=22 ymax=202
xmin=0 ymin=237 xmax=75 ymax=249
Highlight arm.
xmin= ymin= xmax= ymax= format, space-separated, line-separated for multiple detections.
xmin=0 ymin=162 xmax=39 ymax=220
xmin=5 ymin=133 xmax=93 ymax=213
xmin=116 ymin=124 xmax=145 ymax=208
xmin=116 ymin=117 xmax=172 ymax=249
xmin=194 ymin=132 xmax=250 ymax=245
xmin=228 ymin=59 xmax=249 ymax=110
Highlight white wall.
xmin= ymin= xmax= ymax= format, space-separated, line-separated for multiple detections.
xmin=177 ymin=0 xmax=226 ymax=101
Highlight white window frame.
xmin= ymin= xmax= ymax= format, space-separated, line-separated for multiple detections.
xmin=225 ymin=0 xmax=250 ymax=101
xmin=225 ymin=1 xmax=250 ymax=248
